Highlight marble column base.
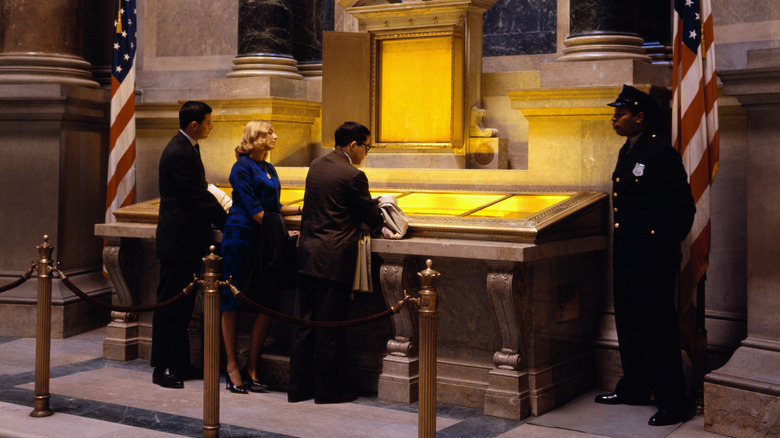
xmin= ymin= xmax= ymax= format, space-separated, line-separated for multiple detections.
xmin=704 ymin=342 xmax=780 ymax=437
xmin=226 ymin=54 xmax=303 ymax=79
xmin=484 ymin=368 xmax=530 ymax=420
xmin=297 ymin=62 xmax=323 ymax=78
xmin=102 ymin=320 xmax=144 ymax=361
xmin=557 ymin=34 xmax=651 ymax=63
xmin=0 ymin=52 xmax=98 ymax=88
xmin=377 ymin=354 xmax=420 ymax=403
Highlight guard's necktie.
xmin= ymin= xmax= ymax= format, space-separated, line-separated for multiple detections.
xmin=194 ymin=143 xmax=201 ymax=157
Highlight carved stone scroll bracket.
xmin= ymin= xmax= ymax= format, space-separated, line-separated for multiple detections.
xmin=379 ymin=255 xmax=418 ymax=357
xmin=484 ymin=262 xmax=530 ymax=419
xmin=486 ymin=264 xmax=524 ymax=370
xmin=101 ymin=237 xmax=141 ymax=361
xmin=377 ymin=254 xmax=420 ymax=403
xmin=102 ymin=239 xmax=136 ymax=323
xmin=469 ymin=105 xmax=498 ymax=138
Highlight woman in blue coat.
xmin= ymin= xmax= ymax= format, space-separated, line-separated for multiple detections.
xmin=221 ymin=120 xmax=300 ymax=393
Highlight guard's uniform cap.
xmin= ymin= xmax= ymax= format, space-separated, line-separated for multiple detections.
xmin=608 ymin=84 xmax=659 ymax=115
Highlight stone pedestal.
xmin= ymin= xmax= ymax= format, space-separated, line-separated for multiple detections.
xmin=374 ymin=233 xmax=607 ymax=420
xmin=704 ymin=48 xmax=780 ymax=437
xmin=0 ymin=84 xmax=111 ymax=338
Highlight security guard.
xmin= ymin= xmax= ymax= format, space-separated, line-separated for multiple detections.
xmin=594 ymin=85 xmax=696 ymax=426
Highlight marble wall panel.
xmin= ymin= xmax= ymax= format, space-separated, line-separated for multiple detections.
xmin=154 ymin=0 xmax=236 ymax=57
xmin=712 ymin=0 xmax=780 ymax=26
xmin=483 ymin=0 xmax=557 ymax=56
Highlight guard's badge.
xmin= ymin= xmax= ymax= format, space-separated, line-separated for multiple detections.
xmin=632 ymin=163 xmax=645 ymax=177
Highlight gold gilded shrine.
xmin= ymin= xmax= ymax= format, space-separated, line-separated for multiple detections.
xmin=324 ymin=0 xmax=502 ymax=167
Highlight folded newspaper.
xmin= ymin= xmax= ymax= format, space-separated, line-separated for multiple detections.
xmin=208 ymin=184 xmax=232 ymax=212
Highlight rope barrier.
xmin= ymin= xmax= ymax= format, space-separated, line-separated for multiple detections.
xmin=49 ymin=265 xmax=406 ymax=326
xmin=54 ymin=266 xmax=197 ymax=313
xmin=229 ymin=280 xmax=409 ymax=328
xmin=0 ymin=262 xmax=35 ymax=293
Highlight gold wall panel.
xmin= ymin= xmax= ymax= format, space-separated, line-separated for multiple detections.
xmin=377 ymin=36 xmax=453 ymax=144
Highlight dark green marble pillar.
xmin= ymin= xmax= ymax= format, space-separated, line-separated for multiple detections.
xmin=637 ymin=1 xmax=673 ymax=65
xmin=228 ymin=0 xmax=302 ymax=79
xmin=558 ymin=0 xmax=650 ymax=62
xmin=292 ymin=0 xmax=333 ymax=76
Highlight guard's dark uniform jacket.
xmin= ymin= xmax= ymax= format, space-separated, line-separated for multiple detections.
xmin=612 ymin=130 xmax=695 ymax=272
xmin=610 ymin=129 xmax=696 ymax=411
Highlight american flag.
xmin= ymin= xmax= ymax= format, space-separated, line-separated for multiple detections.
xmin=105 ymin=0 xmax=137 ymax=224
xmin=672 ymin=0 xmax=719 ymax=354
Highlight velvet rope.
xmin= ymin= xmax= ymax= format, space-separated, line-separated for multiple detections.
xmin=0 ymin=262 xmax=35 ymax=293
xmin=230 ymin=281 xmax=409 ymax=328
xmin=55 ymin=267 xmax=196 ymax=313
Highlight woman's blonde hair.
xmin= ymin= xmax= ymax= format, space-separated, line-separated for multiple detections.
xmin=235 ymin=120 xmax=273 ymax=159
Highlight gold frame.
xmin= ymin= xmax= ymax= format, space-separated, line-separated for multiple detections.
xmin=370 ymin=28 xmax=464 ymax=150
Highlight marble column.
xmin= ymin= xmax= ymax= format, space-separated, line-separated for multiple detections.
xmin=227 ymin=0 xmax=303 ymax=79
xmin=637 ymin=1 xmax=673 ymax=66
xmin=705 ymin=47 xmax=780 ymax=437
xmin=291 ymin=0 xmax=333 ymax=77
xmin=0 ymin=0 xmax=98 ymax=87
xmin=82 ymin=0 xmax=116 ymax=87
xmin=558 ymin=0 xmax=650 ymax=62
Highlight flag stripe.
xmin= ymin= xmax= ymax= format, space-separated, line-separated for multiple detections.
xmin=106 ymin=0 xmax=137 ymax=224
xmin=673 ymin=0 xmax=718 ymax=356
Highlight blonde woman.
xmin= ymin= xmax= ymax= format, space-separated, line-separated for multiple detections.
xmin=221 ymin=120 xmax=299 ymax=393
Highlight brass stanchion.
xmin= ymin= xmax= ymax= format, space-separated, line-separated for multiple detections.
xmin=412 ymin=260 xmax=440 ymax=438
xmin=200 ymin=246 xmax=222 ymax=437
xmin=30 ymin=235 xmax=54 ymax=417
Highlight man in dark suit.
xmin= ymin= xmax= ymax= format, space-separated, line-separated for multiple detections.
xmin=151 ymin=100 xmax=227 ymax=388
xmin=288 ymin=121 xmax=384 ymax=404
xmin=594 ymin=85 xmax=696 ymax=426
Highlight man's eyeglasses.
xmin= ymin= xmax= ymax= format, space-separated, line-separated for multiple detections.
xmin=359 ymin=142 xmax=371 ymax=153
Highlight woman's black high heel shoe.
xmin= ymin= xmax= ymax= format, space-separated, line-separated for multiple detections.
xmin=226 ymin=373 xmax=248 ymax=394
xmin=240 ymin=368 xmax=269 ymax=393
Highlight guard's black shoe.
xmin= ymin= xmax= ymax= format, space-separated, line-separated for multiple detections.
xmin=152 ymin=367 xmax=184 ymax=389
xmin=594 ymin=392 xmax=651 ymax=405
xmin=648 ymin=408 xmax=693 ymax=426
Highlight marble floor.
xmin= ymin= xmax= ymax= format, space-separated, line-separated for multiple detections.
xmin=0 ymin=328 xmax=727 ymax=438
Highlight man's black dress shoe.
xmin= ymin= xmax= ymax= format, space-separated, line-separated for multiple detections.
xmin=648 ymin=408 xmax=693 ymax=426
xmin=594 ymin=392 xmax=651 ymax=405
xmin=314 ymin=392 xmax=357 ymax=405
xmin=176 ymin=364 xmax=203 ymax=381
xmin=153 ymin=367 xmax=184 ymax=389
